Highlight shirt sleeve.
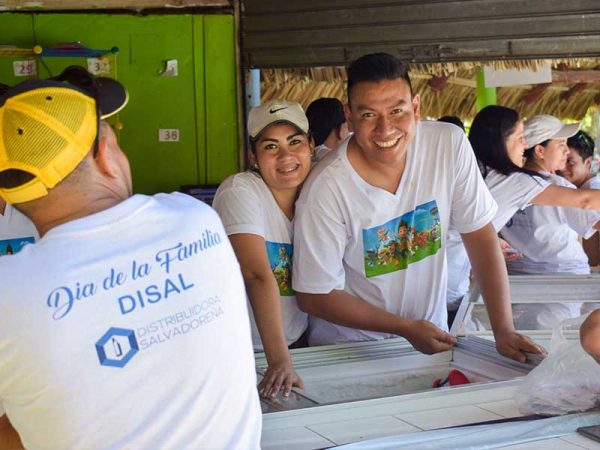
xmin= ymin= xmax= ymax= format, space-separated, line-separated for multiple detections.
xmin=449 ymin=134 xmax=498 ymax=233
xmin=212 ymin=185 xmax=265 ymax=238
xmin=550 ymin=176 xmax=600 ymax=239
xmin=292 ymin=198 xmax=347 ymax=294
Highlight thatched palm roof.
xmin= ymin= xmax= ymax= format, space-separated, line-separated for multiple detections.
xmin=261 ymin=59 xmax=600 ymax=120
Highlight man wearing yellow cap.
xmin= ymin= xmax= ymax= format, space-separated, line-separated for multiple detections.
xmin=0 ymin=67 xmax=261 ymax=449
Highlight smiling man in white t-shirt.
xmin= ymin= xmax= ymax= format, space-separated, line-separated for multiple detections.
xmin=293 ymin=53 xmax=544 ymax=361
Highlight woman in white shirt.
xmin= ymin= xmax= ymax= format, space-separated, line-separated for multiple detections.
xmin=501 ymin=116 xmax=600 ymax=275
xmin=213 ymin=100 xmax=313 ymax=398
xmin=447 ymin=108 xmax=600 ymax=316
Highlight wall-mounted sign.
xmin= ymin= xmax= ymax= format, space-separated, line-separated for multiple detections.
xmin=13 ymin=60 xmax=37 ymax=77
xmin=87 ymin=58 xmax=111 ymax=75
xmin=158 ymin=129 xmax=180 ymax=142
xmin=483 ymin=63 xmax=552 ymax=88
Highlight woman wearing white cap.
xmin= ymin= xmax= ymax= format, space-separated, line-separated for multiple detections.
xmin=213 ymin=99 xmax=314 ymax=398
xmin=446 ymin=107 xmax=600 ymax=324
xmin=500 ymin=114 xmax=600 ymax=275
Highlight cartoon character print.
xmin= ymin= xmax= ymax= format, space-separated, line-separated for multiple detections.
xmin=266 ymin=241 xmax=294 ymax=296
xmin=0 ymin=237 xmax=35 ymax=257
xmin=363 ymin=200 xmax=443 ymax=278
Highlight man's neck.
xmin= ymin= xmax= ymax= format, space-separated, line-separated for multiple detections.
xmin=323 ymin=132 xmax=340 ymax=152
xmin=22 ymin=191 xmax=128 ymax=237
xmin=347 ymin=138 xmax=407 ymax=194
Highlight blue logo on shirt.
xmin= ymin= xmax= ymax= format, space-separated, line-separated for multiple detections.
xmin=95 ymin=327 xmax=139 ymax=368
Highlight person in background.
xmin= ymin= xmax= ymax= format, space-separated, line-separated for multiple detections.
xmin=581 ymin=309 xmax=600 ymax=363
xmin=447 ymin=108 xmax=600 ymax=328
xmin=501 ymin=115 xmax=600 ymax=275
xmin=560 ymin=130 xmax=600 ymax=266
xmin=0 ymin=197 xmax=38 ymax=256
xmin=293 ymin=52 xmax=543 ymax=362
xmin=0 ymin=84 xmax=38 ymax=256
xmin=560 ymin=131 xmax=598 ymax=189
xmin=306 ymin=97 xmax=350 ymax=161
xmin=437 ymin=115 xmax=465 ymax=132
xmin=0 ymin=67 xmax=261 ymax=449
xmin=213 ymin=99 xmax=313 ymax=398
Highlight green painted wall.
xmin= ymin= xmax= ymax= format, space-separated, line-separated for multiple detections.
xmin=475 ymin=68 xmax=497 ymax=112
xmin=0 ymin=12 xmax=239 ymax=194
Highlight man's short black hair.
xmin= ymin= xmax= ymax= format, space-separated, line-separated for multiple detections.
xmin=567 ymin=130 xmax=595 ymax=161
xmin=347 ymin=53 xmax=412 ymax=104
xmin=306 ymin=98 xmax=346 ymax=146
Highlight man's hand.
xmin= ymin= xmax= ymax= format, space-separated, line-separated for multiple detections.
xmin=495 ymin=330 xmax=546 ymax=363
xmin=258 ymin=358 xmax=304 ymax=399
xmin=403 ymin=320 xmax=457 ymax=354
xmin=498 ymin=237 xmax=522 ymax=262
xmin=580 ymin=310 xmax=600 ymax=364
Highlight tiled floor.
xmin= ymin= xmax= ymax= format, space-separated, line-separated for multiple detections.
xmin=307 ymin=415 xmax=420 ymax=445
xmin=261 ymin=426 xmax=334 ymax=450
xmin=262 ymin=389 xmax=535 ymax=448
xmin=394 ymin=404 xmax=504 ymax=430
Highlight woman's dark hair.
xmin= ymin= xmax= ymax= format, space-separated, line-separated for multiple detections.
xmin=567 ymin=130 xmax=595 ymax=161
xmin=469 ymin=105 xmax=540 ymax=178
xmin=347 ymin=53 xmax=412 ymax=105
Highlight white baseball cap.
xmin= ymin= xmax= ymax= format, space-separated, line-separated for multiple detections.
xmin=523 ymin=114 xmax=580 ymax=148
xmin=247 ymin=99 xmax=309 ymax=139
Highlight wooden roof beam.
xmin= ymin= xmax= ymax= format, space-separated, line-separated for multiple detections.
xmin=560 ymin=83 xmax=588 ymax=102
xmin=427 ymin=75 xmax=449 ymax=92
xmin=522 ymin=83 xmax=552 ymax=105
xmin=552 ymin=70 xmax=600 ymax=84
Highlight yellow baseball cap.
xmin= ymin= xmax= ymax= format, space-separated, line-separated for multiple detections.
xmin=0 ymin=66 xmax=128 ymax=204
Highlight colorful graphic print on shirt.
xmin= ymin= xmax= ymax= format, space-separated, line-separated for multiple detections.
xmin=0 ymin=237 xmax=35 ymax=256
xmin=266 ymin=241 xmax=294 ymax=296
xmin=363 ymin=200 xmax=442 ymax=277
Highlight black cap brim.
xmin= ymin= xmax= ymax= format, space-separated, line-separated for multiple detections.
xmin=51 ymin=65 xmax=128 ymax=118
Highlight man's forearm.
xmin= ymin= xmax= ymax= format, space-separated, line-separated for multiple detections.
xmin=296 ymin=290 xmax=411 ymax=336
xmin=581 ymin=309 xmax=600 ymax=363
xmin=0 ymin=415 xmax=23 ymax=450
xmin=462 ymin=224 xmax=515 ymax=335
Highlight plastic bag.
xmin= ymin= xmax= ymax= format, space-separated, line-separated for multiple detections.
xmin=517 ymin=313 xmax=600 ymax=415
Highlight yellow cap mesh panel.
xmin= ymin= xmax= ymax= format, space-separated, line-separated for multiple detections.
xmin=20 ymin=88 xmax=92 ymax=138
xmin=0 ymin=87 xmax=97 ymax=200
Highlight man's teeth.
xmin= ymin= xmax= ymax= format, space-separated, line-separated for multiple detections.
xmin=375 ymin=138 xmax=400 ymax=148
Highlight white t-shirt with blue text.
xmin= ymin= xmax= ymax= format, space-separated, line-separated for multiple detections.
xmin=0 ymin=193 xmax=261 ymax=450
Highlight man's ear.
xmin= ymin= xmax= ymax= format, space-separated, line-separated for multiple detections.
xmin=412 ymin=94 xmax=421 ymax=121
xmin=585 ymin=156 xmax=593 ymax=170
xmin=94 ymin=131 xmax=119 ymax=179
